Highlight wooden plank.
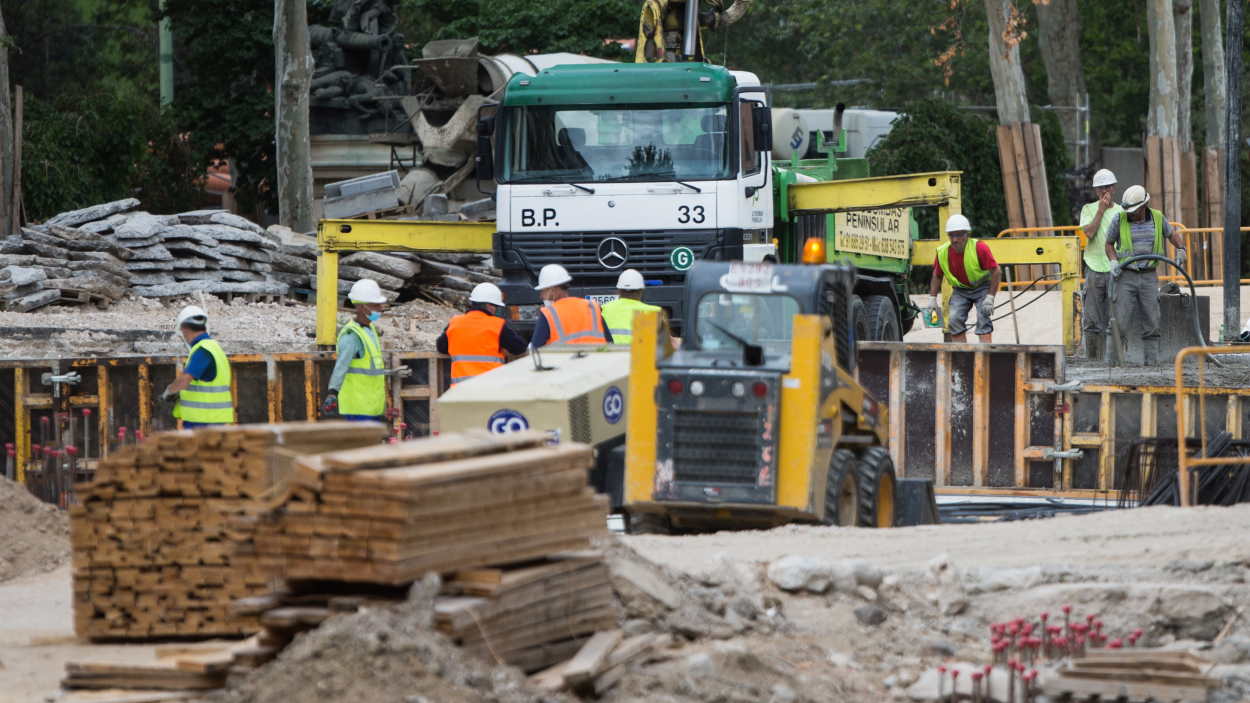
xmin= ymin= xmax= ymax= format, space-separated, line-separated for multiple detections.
xmin=1026 ymin=123 xmax=1053 ymax=228
xmin=1146 ymin=135 xmax=1164 ymax=212
xmin=1011 ymin=123 xmax=1037 ymax=229
xmin=1181 ymin=149 xmax=1200 ymax=254
xmin=1169 ymin=137 xmax=1184 ymax=225
xmin=1014 ymin=352 xmax=1027 ymax=487
xmin=996 ymin=125 xmax=1025 ymax=229
xmin=452 ymin=555 xmax=601 ymax=596
xmin=972 ymin=350 xmax=987 ymax=487
xmin=561 ymin=629 xmax=624 ymax=690
xmin=320 ymin=430 xmax=549 ymax=472
xmin=327 ymin=443 xmax=592 ymax=489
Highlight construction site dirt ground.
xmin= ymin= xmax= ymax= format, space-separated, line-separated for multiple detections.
xmin=5 ymin=505 xmax=1250 ymax=701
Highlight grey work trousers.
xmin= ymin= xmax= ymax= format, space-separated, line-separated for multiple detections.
xmin=1113 ymin=268 xmax=1161 ymax=340
xmin=1082 ymin=268 xmax=1110 ymax=336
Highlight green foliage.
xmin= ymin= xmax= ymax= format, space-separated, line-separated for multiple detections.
xmin=22 ymin=91 xmax=204 ymax=220
xmin=162 ymin=0 xmax=277 ymax=217
xmin=867 ymin=99 xmax=1006 ymax=238
xmin=397 ymin=0 xmax=635 ymax=57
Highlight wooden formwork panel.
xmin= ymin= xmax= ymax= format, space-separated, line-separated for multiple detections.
xmin=857 ymin=343 xmax=1065 ymax=491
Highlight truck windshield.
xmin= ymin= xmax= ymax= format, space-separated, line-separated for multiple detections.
xmin=695 ymin=293 xmax=799 ymax=356
xmin=502 ymin=105 xmax=732 ymax=183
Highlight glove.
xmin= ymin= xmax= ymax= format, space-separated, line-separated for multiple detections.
xmin=977 ymin=296 xmax=994 ymax=319
xmin=386 ymin=367 xmax=413 ymax=379
xmin=321 ymin=392 xmax=339 ymax=415
xmin=160 ymin=388 xmax=177 ymax=402
xmin=1111 ymin=261 xmax=1122 ymax=278
xmin=1175 ymin=248 xmax=1187 ymax=269
xmin=928 ymin=296 xmax=939 ymax=313
xmin=983 ymin=295 xmax=995 ymax=310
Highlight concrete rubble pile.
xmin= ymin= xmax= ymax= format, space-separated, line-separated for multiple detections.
xmin=10 ymin=199 xmax=502 ymax=311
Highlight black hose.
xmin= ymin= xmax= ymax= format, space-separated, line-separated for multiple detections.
xmin=1108 ymin=253 xmax=1212 ymax=365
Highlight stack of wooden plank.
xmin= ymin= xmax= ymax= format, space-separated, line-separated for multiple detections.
xmin=252 ymin=430 xmax=609 ymax=584
xmin=71 ymin=421 xmax=387 ymax=640
xmin=1040 ymin=649 xmax=1220 ymax=703
xmin=994 ymin=121 xmax=1054 ymax=283
xmin=437 ymin=555 xmax=618 ymax=672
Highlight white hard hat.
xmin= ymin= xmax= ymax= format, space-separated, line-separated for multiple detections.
xmin=534 ymin=263 xmax=573 ymax=291
xmin=945 ymin=213 xmax=972 ymax=234
xmin=348 ymin=278 xmax=387 ymax=304
xmin=469 ymin=282 xmax=504 ymax=306
xmin=175 ymin=305 xmax=208 ymax=329
xmin=1092 ymin=168 xmax=1117 ymax=188
xmin=616 ymin=269 xmax=645 ymax=291
xmin=1121 ymin=185 xmax=1150 ymax=213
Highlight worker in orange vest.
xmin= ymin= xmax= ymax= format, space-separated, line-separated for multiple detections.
xmin=529 ymin=264 xmax=612 ymax=348
xmin=436 ymin=283 xmax=528 ymax=386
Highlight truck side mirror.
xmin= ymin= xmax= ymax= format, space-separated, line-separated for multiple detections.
xmin=475 ymin=110 xmax=496 ymax=186
xmin=752 ymin=105 xmax=773 ymax=152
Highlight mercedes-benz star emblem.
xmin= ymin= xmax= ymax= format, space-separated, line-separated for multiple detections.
xmin=596 ymin=237 xmax=629 ymax=269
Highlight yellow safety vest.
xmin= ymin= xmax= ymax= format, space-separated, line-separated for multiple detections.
xmin=1116 ymin=208 xmax=1165 ymax=270
xmin=338 ymin=320 xmax=386 ymax=417
xmin=174 ymin=338 xmax=234 ymax=425
xmin=936 ymin=239 xmax=989 ymax=289
xmin=601 ymin=297 xmax=661 ymax=344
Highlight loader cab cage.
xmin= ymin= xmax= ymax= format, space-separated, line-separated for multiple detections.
xmin=682 ymin=260 xmax=859 ymax=372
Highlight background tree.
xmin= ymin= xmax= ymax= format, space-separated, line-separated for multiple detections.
xmin=1175 ymin=0 xmax=1195 ymax=151
xmin=1 ymin=1 xmax=13 ymax=231
xmin=274 ymin=0 xmax=314 ymax=232
xmin=1034 ymin=0 xmax=1086 ymax=161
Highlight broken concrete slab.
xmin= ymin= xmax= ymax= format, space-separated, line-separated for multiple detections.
xmin=270 ymin=252 xmax=317 ymax=275
xmin=338 ymin=265 xmax=405 ymax=291
xmin=45 ymin=198 xmax=140 ymax=228
xmin=220 ymin=270 xmax=267 ymax=282
xmin=208 ymin=212 xmax=264 ymax=234
xmin=269 ymin=271 xmax=312 ymax=289
xmin=125 ymin=260 xmax=178 ymax=271
xmin=128 ymin=244 xmax=175 ymax=262
xmin=132 ymin=280 xmax=290 ymax=298
xmin=175 ymin=209 xmax=229 ymax=225
xmin=458 ymin=197 xmax=495 ymax=220
xmin=114 ymin=212 xmax=176 ymax=240
xmin=0 ymin=266 xmax=48 ymax=287
xmin=78 ymin=213 xmax=130 ymax=235
xmin=189 ymin=224 xmax=276 ymax=249
xmin=399 ymin=168 xmax=441 ymax=207
xmin=113 ymin=234 xmax=164 ymax=249
xmin=340 ymin=251 xmax=420 ymax=279
xmin=129 ymin=272 xmax=176 ymax=286
xmin=8 ymin=288 xmax=61 ymax=312
xmin=160 ymin=224 xmax=220 ymax=247
xmin=216 ymin=242 xmax=271 ymax=263
xmin=163 ymin=241 xmax=227 ymax=263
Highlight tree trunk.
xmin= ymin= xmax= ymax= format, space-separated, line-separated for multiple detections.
xmin=1147 ymin=0 xmax=1181 ymax=138
xmin=1175 ymin=0 xmax=1194 ymax=150
xmin=273 ymin=0 xmax=315 ymax=234
xmin=1035 ymin=0 xmax=1087 ymax=163
xmin=0 ymin=2 xmax=13 ymax=235
xmin=1200 ymin=0 xmax=1226 ymax=149
xmin=984 ymin=0 xmax=1030 ymax=124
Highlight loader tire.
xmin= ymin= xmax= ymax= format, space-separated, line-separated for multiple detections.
xmin=856 ymin=446 xmax=897 ymax=528
xmin=626 ymin=511 xmax=671 ymax=535
xmin=823 ymin=449 xmax=860 ymax=527
xmin=850 ymin=295 xmax=870 ymax=344
xmin=863 ymin=294 xmax=902 ymax=341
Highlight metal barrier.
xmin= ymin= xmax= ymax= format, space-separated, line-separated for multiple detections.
xmin=1 ymin=351 xmax=448 ymax=493
xmin=1173 ymin=346 xmax=1250 ymax=506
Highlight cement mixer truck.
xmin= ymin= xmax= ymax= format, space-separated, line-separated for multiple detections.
xmin=474 ymin=62 xmax=928 ymax=340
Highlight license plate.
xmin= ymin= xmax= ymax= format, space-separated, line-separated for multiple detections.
xmin=586 ymin=294 xmax=618 ymax=306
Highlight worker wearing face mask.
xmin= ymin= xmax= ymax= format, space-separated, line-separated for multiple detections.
xmin=159 ymin=305 xmax=235 ymax=427
xmin=322 ymin=279 xmax=410 ymax=422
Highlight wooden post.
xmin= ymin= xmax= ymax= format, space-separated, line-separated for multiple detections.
xmin=11 ymin=85 xmax=21 ymax=233
xmin=1146 ymin=135 xmax=1164 ymax=210
xmin=1011 ymin=123 xmax=1039 ymax=280
xmin=996 ymin=126 xmax=1025 ymax=229
xmin=1181 ymin=150 xmax=1200 ymax=269
xmin=1026 ymin=123 xmax=1053 ymax=228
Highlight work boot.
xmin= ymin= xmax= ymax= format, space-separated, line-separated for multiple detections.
xmin=1143 ymin=339 xmax=1160 ymax=367
xmin=1085 ymin=334 xmax=1104 ymax=362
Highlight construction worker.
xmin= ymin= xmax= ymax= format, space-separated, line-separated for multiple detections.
xmin=436 ymin=282 xmax=528 ymax=385
xmin=600 ymin=269 xmax=660 ymax=344
xmin=160 ymin=305 xmax=235 ymax=427
xmin=927 ymin=214 xmax=1002 ymax=343
xmin=322 ymin=279 xmax=409 ymax=421
xmin=1104 ymin=185 xmax=1187 ymax=366
xmin=529 ymin=263 xmax=612 ymax=348
xmin=1078 ymin=168 xmax=1123 ymax=360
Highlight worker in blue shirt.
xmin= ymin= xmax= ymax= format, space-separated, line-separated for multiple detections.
xmin=159 ymin=305 xmax=235 ymax=427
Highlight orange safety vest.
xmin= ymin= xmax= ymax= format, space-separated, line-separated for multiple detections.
xmin=539 ymin=297 xmax=608 ymax=346
xmin=447 ymin=310 xmax=506 ymax=385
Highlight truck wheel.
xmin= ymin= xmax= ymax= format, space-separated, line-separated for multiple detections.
xmin=850 ymin=295 xmax=869 ymax=344
xmin=856 ymin=446 xmax=897 ymax=528
xmin=626 ymin=512 xmax=671 ymax=535
xmin=863 ymin=295 xmax=902 ymax=341
xmin=823 ymin=449 xmax=860 ymax=527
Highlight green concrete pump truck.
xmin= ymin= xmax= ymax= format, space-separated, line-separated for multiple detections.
xmin=474 ymin=61 xmax=925 ymax=339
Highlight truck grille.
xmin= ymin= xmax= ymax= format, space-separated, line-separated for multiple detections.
xmin=672 ymin=408 xmax=765 ymax=484
xmin=501 ymin=230 xmax=722 ymax=282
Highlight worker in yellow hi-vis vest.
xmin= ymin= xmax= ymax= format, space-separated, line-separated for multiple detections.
xmin=601 ymin=269 xmax=661 ymax=344
xmin=322 ymin=279 xmax=410 ymax=422
xmin=926 ymin=214 xmax=1002 ymax=344
xmin=160 ymin=305 xmax=235 ymax=428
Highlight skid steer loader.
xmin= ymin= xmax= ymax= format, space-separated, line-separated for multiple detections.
xmin=623 ymin=260 xmax=896 ymax=533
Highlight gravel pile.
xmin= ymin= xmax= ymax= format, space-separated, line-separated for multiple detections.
xmin=0 ymin=476 xmax=69 ymax=583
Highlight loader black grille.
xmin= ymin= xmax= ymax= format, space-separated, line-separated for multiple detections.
xmin=671 ymin=408 xmax=766 ymax=484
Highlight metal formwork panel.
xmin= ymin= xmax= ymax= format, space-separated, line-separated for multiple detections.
xmin=857 ymin=342 xmax=1066 ymax=492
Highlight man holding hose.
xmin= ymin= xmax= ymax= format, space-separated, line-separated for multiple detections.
xmin=1104 ymin=185 xmax=1187 ymax=366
